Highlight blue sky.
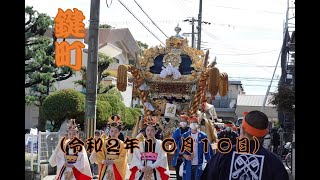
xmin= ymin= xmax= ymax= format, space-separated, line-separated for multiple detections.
xmin=25 ymin=0 xmax=293 ymax=95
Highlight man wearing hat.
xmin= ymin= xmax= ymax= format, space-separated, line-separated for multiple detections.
xmin=181 ymin=115 xmax=214 ymax=180
xmin=201 ymin=110 xmax=289 ymax=180
xmin=218 ymin=121 xmax=239 ymax=147
xmin=172 ymin=114 xmax=190 ymax=180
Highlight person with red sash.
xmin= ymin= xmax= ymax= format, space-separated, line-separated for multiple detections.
xmin=129 ymin=116 xmax=170 ymax=180
xmin=201 ymin=110 xmax=289 ymax=180
xmin=49 ymin=119 xmax=92 ymax=180
xmin=89 ymin=115 xmax=128 ymax=180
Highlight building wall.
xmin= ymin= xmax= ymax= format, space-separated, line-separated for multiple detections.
xmin=102 ymin=77 xmax=133 ymax=108
xmin=52 ymin=38 xmax=86 ymax=92
xmin=206 ymin=82 xmax=244 ymax=122
xmin=121 ymin=83 xmax=133 ymax=107
xmin=25 ymin=38 xmax=134 ymax=128
xmin=25 ymin=105 xmax=39 ymax=129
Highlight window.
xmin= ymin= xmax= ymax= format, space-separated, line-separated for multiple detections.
xmin=113 ymin=58 xmax=120 ymax=64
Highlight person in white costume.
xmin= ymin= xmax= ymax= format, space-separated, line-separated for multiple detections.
xmin=129 ymin=116 xmax=170 ymax=180
xmin=49 ymin=119 xmax=92 ymax=180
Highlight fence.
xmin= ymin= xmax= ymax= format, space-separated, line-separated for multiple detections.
xmin=25 ymin=130 xmax=132 ymax=176
xmin=25 ymin=134 xmax=38 ymax=172
xmin=25 ymin=132 xmax=68 ymax=173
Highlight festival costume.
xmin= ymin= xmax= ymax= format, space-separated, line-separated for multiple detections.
xmin=129 ymin=116 xmax=170 ymax=180
xmin=171 ymin=115 xmax=190 ymax=180
xmin=49 ymin=119 xmax=92 ymax=180
xmin=181 ymin=116 xmax=214 ymax=180
xmin=89 ymin=115 xmax=128 ymax=180
xmin=201 ymin=114 xmax=289 ymax=180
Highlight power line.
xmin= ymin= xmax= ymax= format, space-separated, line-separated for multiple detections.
xmin=205 ymin=4 xmax=285 ymax=15
xmin=201 ymin=28 xmax=219 ymax=40
xmin=230 ymin=75 xmax=280 ymax=78
xmin=262 ymin=0 xmax=290 ymax=110
xmin=220 ymin=64 xmax=278 ymax=68
xmin=216 ymin=60 xmax=282 ymax=65
xmin=133 ymin=0 xmax=169 ymax=38
xmin=215 ymin=49 xmax=278 ymax=56
xmin=201 ymin=28 xmax=282 ymax=53
xmin=242 ymin=84 xmax=278 ymax=87
xmin=117 ymin=0 xmax=165 ymax=45
xmin=230 ymin=79 xmax=280 ymax=82
xmin=207 ymin=43 xmax=281 ymax=52
xmin=177 ymin=0 xmax=195 ymax=17
xmin=229 ymin=76 xmax=280 ymax=80
xmin=99 ymin=19 xmax=281 ymax=32
xmin=101 ymin=19 xmax=182 ymax=25
xmin=106 ymin=0 xmax=113 ymax=8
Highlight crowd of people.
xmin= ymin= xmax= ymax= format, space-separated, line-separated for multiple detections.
xmin=48 ymin=110 xmax=289 ymax=180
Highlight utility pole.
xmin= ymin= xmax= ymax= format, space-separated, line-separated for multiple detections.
xmin=261 ymin=0 xmax=290 ymax=113
xmin=183 ymin=17 xmax=196 ymax=48
xmin=84 ymin=0 xmax=100 ymax=139
xmin=191 ymin=17 xmax=195 ymax=48
xmin=184 ymin=16 xmax=210 ymax=49
xmin=197 ymin=0 xmax=203 ymax=50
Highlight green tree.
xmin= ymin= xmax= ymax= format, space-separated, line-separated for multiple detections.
xmin=124 ymin=108 xmax=142 ymax=129
xmin=96 ymin=100 xmax=113 ymax=128
xmin=95 ymin=94 xmax=141 ymax=130
xmin=25 ymin=6 xmax=74 ymax=130
xmin=269 ymin=84 xmax=295 ymax=131
xmin=105 ymin=86 xmax=124 ymax=101
xmin=42 ymin=89 xmax=85 ymax=131
xmin=42 ymin=89 xmax=120 ymax=131
xmin=128 ymin=40 xmax=149 ymax=65
xmin=74 ymin=52 xmax=115 ymax=94
xmin=99 ymin=24 xmax=112 ymax=28
xmin=269 ymin=84 xmax=295 ymax=113
xmin=97 ymin=94 xmax=126 ymax=114
xmin=137 ymin=40 xmax=148 ymax=55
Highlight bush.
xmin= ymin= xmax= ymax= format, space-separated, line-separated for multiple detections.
xmin=122 ymin=108 xmax=135 ymax=130
xmin=96 ymin=100 xmax=112 ymax=129
xmin=97 ymin=94 xmax=125 ymax=113
xmin=121 ymin=107 xmax=142 ymax=130
xmin=42 ymin=89 xmax=85 ymax=131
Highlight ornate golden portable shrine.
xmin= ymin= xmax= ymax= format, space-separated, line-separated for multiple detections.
xmin=116 ymin=26 xmax=229 ymax=139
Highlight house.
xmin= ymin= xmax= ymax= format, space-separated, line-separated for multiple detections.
xmin=208 ymin=80 xmax=245 ymax=122
xmin=25 ymin=28 xmax=140 ymax=130
xmin=235 ymin=94 xmax=278 ymax=123
xmin=50 ymin=28 xmax=140 ymax=107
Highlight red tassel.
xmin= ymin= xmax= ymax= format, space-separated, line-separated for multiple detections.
xmin=129 ymin=166 xmax=139 ymax=180
xmin=156 ymin=166 xmax=169 ymax=180
xmin=72 ymin=167 xmax=92 ymax=180
xmin=112 ymin=164 xmax=123 ymax=180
